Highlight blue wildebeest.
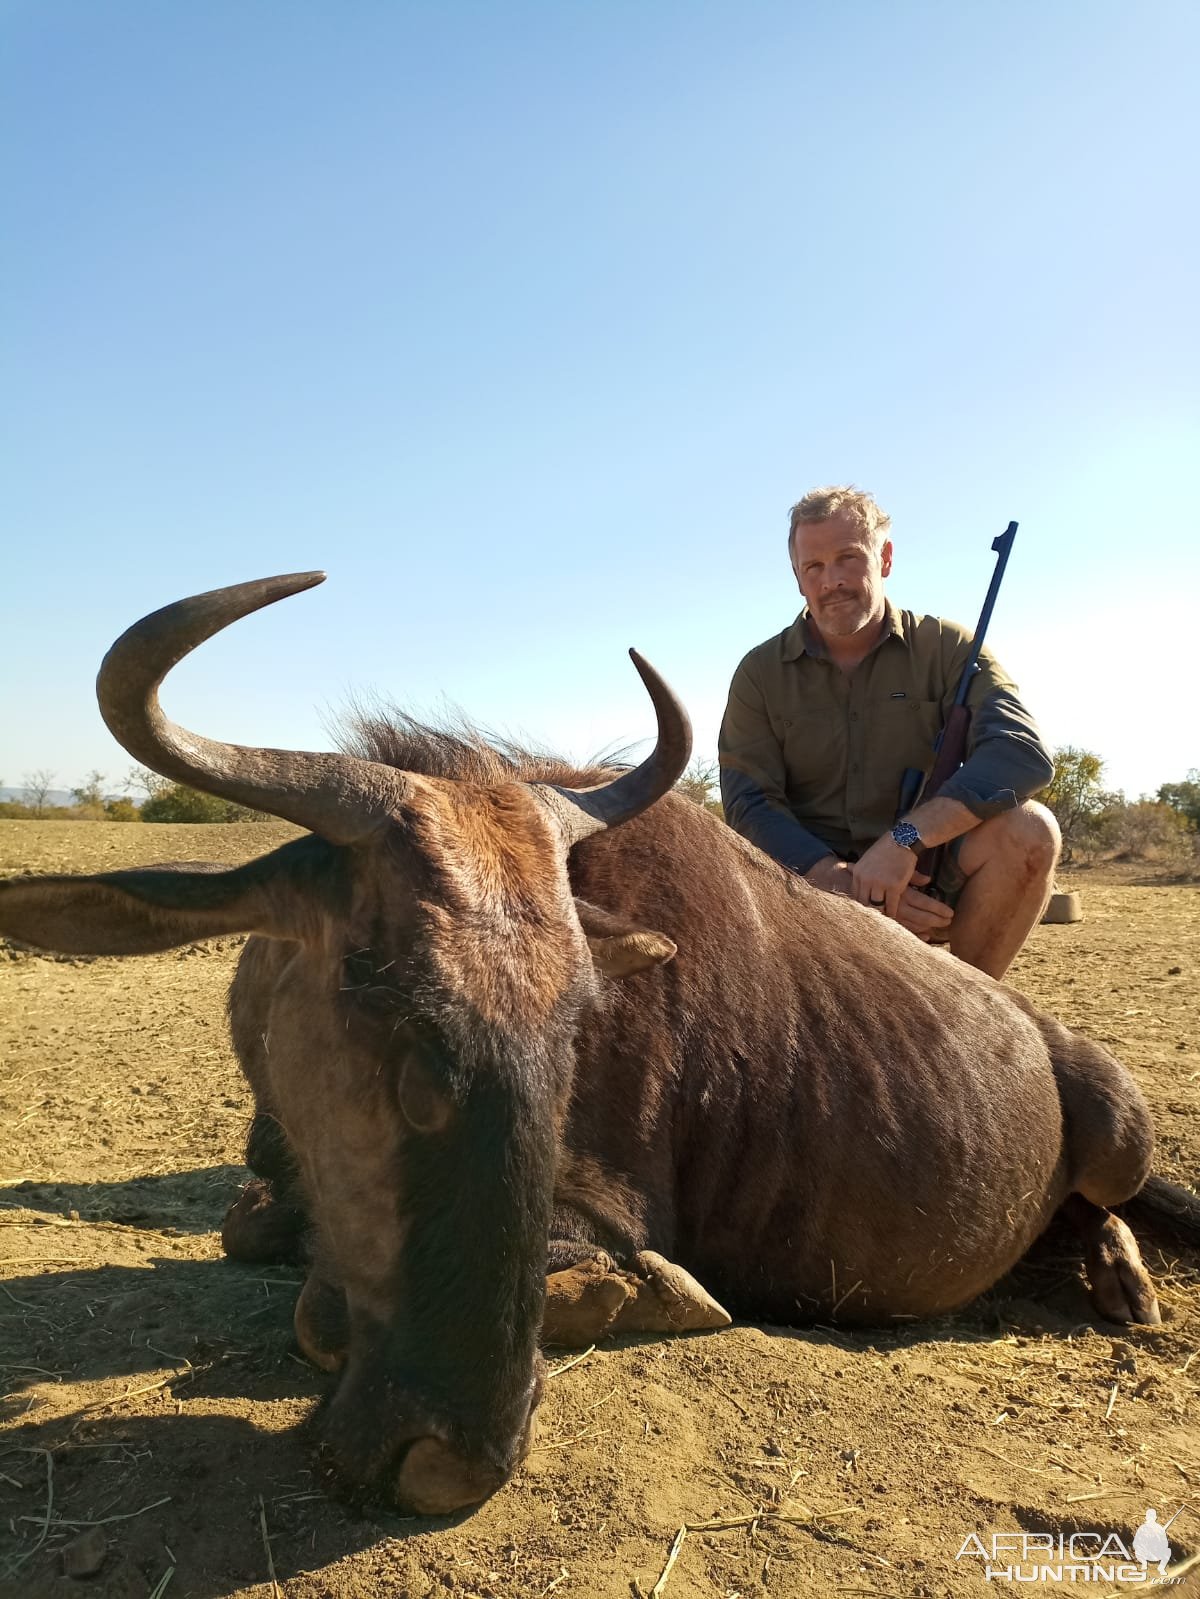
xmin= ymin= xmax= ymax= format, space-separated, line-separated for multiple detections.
xmin=1 ymin=574 xmax=1185 ymax=1517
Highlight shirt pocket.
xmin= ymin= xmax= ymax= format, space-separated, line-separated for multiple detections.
xmin=870 ymin=696 xmax=944 ymax=775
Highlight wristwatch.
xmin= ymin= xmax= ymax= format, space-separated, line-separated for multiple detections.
xmin=891 ymin=821 xmax=923 ymax=854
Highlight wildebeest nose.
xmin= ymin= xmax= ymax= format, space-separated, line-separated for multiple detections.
xmin=394 ymin=1379 xmax=541 ymax=1515
xmin=395 ymin=1437 xmax=508 ymax=1515
xmin=317 ymin=1359 xmax=541 ymax=1514
xmin=318 ymin=1417 xmax=510 ymax=1516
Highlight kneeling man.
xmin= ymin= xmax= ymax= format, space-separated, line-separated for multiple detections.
xmin=719 ymin=485 xmax=1058 ymax=980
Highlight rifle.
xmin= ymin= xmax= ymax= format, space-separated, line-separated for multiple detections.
xmin=896 ymin=520 xmax=1018 ymax=894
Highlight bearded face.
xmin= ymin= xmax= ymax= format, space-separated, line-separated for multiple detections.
xmin=790 ymin=509 xmax=892 ymax=639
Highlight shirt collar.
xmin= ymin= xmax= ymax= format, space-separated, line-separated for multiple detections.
xmin=782 ymin=597 xmax=906 ymax=662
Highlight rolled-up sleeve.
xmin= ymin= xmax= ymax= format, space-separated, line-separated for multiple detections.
xmin=718 ymin=656 xmax=835 ymax=874
xmin=936 ymin=644 xmax=1054 ymax=820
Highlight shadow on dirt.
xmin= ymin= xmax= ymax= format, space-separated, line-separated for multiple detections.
xmin=3 ymin=1210 xmax=1191 ymax=1423
xmin=0 ymin=1255 xmax=315 ymax=1422
xmin=0 ymin=1406 xmax=460 ymax=1599
xmin=2 ymin=1210 xmax=1196 ymax=1596
xmin=0 ymin=1247 xmax=409 ymax=1596
xmin=1 ymin=1166 xmax=249 ymax=1235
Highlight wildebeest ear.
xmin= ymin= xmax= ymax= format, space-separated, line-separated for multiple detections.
xmin=0 ymin=839 xmax=340 ymax=956
xmin=573 ymin=897 xmax=677 ymax=980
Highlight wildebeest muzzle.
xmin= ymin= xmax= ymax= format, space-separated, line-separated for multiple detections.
xmin=314 ymin=1335 xmax=543 ymax=1515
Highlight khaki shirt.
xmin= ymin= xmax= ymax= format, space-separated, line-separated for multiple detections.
xmin=718 ymin=600 xmax=1053 ymax=873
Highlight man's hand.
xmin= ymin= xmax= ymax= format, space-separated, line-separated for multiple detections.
xmin=803 ymin=856 xmax=855 ymax=895
xmin=891 ymin=874 xmax=955 ymax=941
xmin=850 ymin=837 xmax=957 ymax=941
xmin=804 ymin=851 xmax=954 ymax=942
xmin=849 ymin=833 xmax=920 ymax=918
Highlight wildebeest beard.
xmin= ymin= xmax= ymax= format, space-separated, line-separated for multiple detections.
xmin=324 ymin=939 xmax=569 ymax=1462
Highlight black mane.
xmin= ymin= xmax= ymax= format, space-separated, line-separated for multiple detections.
xmin=337 ymin=705 xmax=627 ymax=791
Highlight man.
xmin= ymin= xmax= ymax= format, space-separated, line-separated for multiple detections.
xmin=718 ymin=485 xmax=1058 ymax=980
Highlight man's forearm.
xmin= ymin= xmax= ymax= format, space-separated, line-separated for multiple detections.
xmin=900 ymin=795 xmax=981 ymax=849
xmin=720 ymin=766 xmax=834 ymax=875
xmin=937 ymin=688 xmax=1054 ymax=819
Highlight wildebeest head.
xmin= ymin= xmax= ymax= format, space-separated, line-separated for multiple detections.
xmin=0 ymin=574 xmax=690 ymax=1513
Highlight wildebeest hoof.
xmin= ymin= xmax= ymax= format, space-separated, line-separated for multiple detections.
xmin=609 ymin=1251 xmax=732 ymax=1334
xmin=542 ymin=1255 xmax=633 ymax=1347
xmin=220 ymin=1178 xmax=307 ymax=1265
xmin=295 ymin=1274 xmax=350 ymax=1371
xmin=1083 ymin=1214 xmax=1161 ymax=1325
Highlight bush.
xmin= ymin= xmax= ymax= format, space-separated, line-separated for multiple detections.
xmin=0 ymin=800 xmax=39 ymax=820
xmin=674 ymin=760 xmax=725 ymax=817
xmin=104 ymin=797 xmax=141 ymax=822
xmin=140 ymin=784 xmax=265 ymax=823
xmin=1043 ymin=747 xmax=1107 ymax=862
xmin=0 ymin=800 xmax=113 ymax=821
xmin=71 ymin=771 xmax=107 ymax=815
xmin=1093 ymin=798 xmax=1194 ymax=864
xmin=1158 ymin=770 xmax=1200 ymax=829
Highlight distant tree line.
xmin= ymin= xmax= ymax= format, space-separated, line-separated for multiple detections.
xmin=3 ymin=754 xmax=1197 ymax=864
xmin=1040 ymin=751 xmax=1198 ymax=866
xmin=673 ymin=754 xmax=1200 ymax=870
xmin=0 ymin=767 xmax=265 ymax=824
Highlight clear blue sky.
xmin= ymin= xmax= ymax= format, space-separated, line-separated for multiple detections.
xmin=4 ymin=1 xmax=1197 ymax=802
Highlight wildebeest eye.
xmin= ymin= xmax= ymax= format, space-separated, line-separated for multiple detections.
xmin=397 ymin=1051 xmax=454 ymax=1134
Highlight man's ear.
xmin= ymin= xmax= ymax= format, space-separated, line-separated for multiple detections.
xmin=0 ymin=838 xmax=341 ymax=956
xmin=573 ymin=897 xmax=677 ymax=980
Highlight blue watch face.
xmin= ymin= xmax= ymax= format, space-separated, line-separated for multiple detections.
xmin=893 ymin=822 xmax=922 ymax=851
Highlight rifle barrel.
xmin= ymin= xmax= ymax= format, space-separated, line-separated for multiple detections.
xmin=952 ymin=520 xmax=1017 ymax=707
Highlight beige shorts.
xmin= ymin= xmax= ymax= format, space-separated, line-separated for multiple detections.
xmin=933 ymin=835 xmax=969 ymax=907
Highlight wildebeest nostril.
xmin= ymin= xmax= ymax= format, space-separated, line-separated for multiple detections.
xmin=293 ymin=1274 xmax=349 ymax=1372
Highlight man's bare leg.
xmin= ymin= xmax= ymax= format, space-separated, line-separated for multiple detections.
xmin=949 ymin=802 xmax=1059 ymax=979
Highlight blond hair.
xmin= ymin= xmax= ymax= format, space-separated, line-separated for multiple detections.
xmin=787 ymin=485 xmax=891 ymax=553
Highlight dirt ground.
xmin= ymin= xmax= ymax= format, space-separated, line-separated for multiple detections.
xmin=1 ymin=820 xmax=1198 ymax=1599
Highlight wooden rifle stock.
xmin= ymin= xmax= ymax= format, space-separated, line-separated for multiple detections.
xmin=911 ymin=703 xmax=972 ymax=886
xmin=899 ymin=520 xmax=1019 ymax=898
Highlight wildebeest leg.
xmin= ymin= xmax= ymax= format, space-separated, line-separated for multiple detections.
xmin=223 ymin=941 xmax=309 ymax=1264
xmin=543 ymin=1252 xmax=732 ymax=1347
xmin=288 ymin=1242 xmax=734 ymax=1369
xmin=220 ymin=1109 xmax=309 ymax=1265
xmin=542 ymin=1208 xmax=730 ymax=1347
xmin=1061 ymin=1196 xmax=1160 ymax=1325
xmin=1048 ymin=1024 xmax=1160 ymax=1325
xmin=288 ymin=1250 xmax=731 ymax=1368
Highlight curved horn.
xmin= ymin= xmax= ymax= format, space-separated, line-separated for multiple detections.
xmin=97 ymin=573 xmax=408 ymax=844
xmin=538 ymin=650 xmax=693 ymax=848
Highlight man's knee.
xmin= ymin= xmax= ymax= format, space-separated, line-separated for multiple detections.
xmin=1012 ymin=800 xmax=1060 ymax=873
xmin=960 ymin=801 xmax=1059 ymax=880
